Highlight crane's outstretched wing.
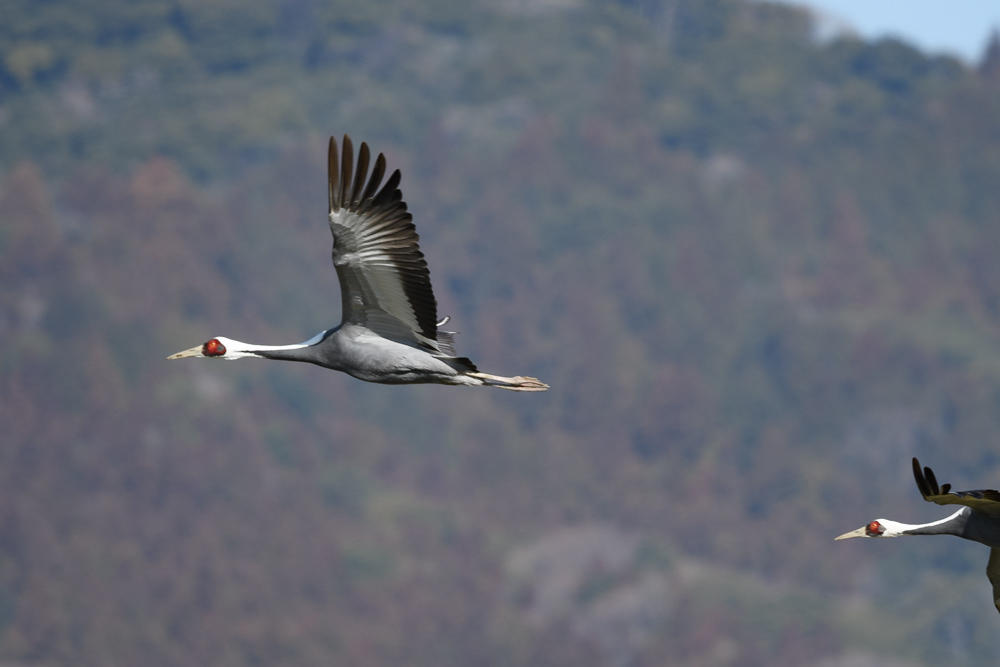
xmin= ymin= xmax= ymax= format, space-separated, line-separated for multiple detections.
xmin=912 ymin=458 xmax=1000 ymax=517
xmin=988 ymin=548 xmax=1000 ymax=615
xmin=327 ymin=135 xmax=452 ymax=353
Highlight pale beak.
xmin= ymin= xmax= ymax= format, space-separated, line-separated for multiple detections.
xmin=167 ymin=345 xmax=204 ymax=360
xmin=834 ymin=526 xmax=868 ymax=540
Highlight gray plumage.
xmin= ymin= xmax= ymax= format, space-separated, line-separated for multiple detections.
xmin=836 ymin=457 xmax=1000 ymax=615
xmin=169 ymin=135 xmax=548 ymax=392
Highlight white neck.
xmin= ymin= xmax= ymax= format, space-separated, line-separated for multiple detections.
xmin=213 ymin=330 xmax=329 ymax=359
xmin=878 ymin=508 xmax=968 ymax=537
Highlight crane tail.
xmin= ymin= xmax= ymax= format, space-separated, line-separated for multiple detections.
xmin=435 ymin=330 xmax=459 ymax=357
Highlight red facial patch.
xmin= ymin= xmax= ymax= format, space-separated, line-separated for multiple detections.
xmin=202 ymin=339 xmax=227 ymax=357
xmin=866 ymin=521 xmax=884 ymax=536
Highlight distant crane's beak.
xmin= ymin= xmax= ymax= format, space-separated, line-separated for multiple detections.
xmin=168 ymin=345 xmax=204 ymax=360
xmin=834 ymin=526 xmax=868 ymax=540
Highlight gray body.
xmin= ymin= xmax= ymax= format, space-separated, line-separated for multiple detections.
xmin=260 ymin=324 xmax=480 ymax=386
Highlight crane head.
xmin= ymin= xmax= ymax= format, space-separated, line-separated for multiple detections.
xmin=168 ymin=337 xmax=235 ymax=360
xmin=835 ymin=519 xmax=910 ymax=540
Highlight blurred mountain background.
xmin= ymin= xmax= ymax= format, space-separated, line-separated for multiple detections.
xmin=4 ymin=0 xmax=1000 ymax=664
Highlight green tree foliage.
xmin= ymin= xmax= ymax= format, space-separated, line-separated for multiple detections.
xmin=3 ymin=0 xmax=1000 ymax=664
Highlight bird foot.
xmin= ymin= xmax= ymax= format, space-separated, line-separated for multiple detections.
xmin=466 ymin=372 xmax=549 ymax=391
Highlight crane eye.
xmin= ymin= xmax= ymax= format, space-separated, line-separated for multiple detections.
xmin=202 ymin=339 xmax=227 ymax=357
xmin=866 ymin=521 xmax=883 ymax=536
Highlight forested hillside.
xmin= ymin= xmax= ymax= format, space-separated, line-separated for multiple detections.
xmin=4 ymin=0 xmax=1000 ymax=664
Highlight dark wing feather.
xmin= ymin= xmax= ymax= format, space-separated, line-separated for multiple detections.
xmin=988 ymin=548 xmax=1000 ymax=616
xmin=327 ymin=135 xmax=443 ymax=349
xmin=912 ymin=458 xmax=1000 ymax=517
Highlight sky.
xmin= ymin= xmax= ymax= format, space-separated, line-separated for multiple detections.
xmin=781 ymin=0 xmax=1000 ymax=63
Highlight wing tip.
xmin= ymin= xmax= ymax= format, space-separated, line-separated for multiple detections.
xmin=328 ymin=135 xmax=338 ymax=213
xmin=913 ymin=457 xmax=931 ymax=499
xmin=330 ymin=134 xmax=398 ymax=214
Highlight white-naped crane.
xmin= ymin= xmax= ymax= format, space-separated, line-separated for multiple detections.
xmin=836 ymin=457 xmax=1000 ymax=615
xmin=169 ymin=135 xmax=548 ymax=391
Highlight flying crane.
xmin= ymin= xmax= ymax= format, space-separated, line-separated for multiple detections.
xmin=169 ymin=135 xmax=548 ymax=392
xmin=836 ymin=457 xmax=1000 ymax=615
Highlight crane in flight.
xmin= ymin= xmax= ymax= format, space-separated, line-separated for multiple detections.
xmin=169 ymin=135 xmax=548 ymax=392
xmin=836 ymin=457 xmax=1000 ymax=615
